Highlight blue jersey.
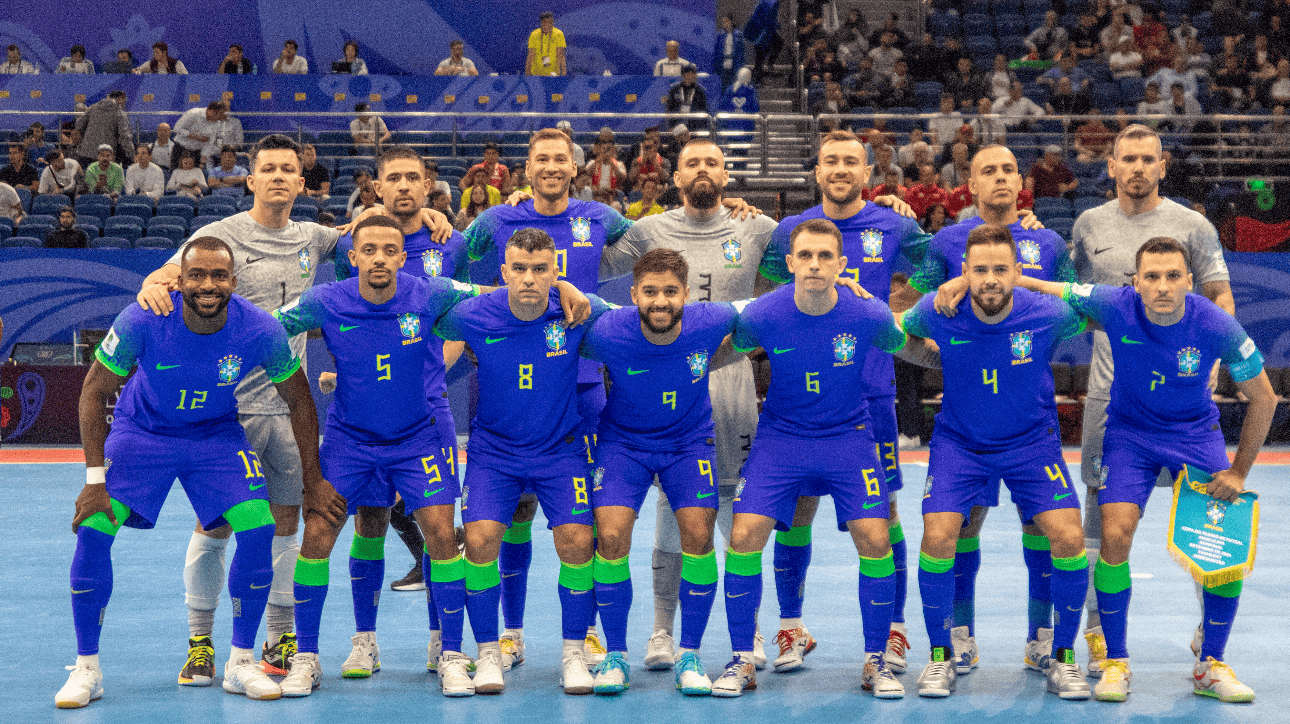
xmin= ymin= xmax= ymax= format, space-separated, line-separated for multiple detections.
xmin=773 ymin=203 xmax=930 ymax=398
xmin=581 ymin=302 xmax=738 ymax=449
xmin=434 ymin=288 xmax=614 ymax=456
xmin=901 ymin=288 xmax=1085 ymax=452
xmin=1064 ymin=284 xmax=1263 ymax=438
xmin=96 ymin=293 xmax=300 ymax=437
xmin=335 ymin=227 xmax=473 ymax=405
xmin=910 ymin=217 xmax=1076 ymax=293
xmin=732 ymin=286 xmax=907 ymax=437
xmin=273 ymin=274 xmax=478 ymax=443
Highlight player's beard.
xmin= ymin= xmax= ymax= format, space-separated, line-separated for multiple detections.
xmin=639 ymin=304 xmax=684 ymax=335
xmin=182 ymin=288 xmax=231 ymax=318
xmin=822 ymin=178 xmax=864 ymax=206
xmin=971 ymin=286 xmax=1012 ymax=317
xmin=683 ymin=177 xmax=721 ymax=210
xmin=365 ymin=268 xmax=392 ymax=290
xmin=1120 ymin=174 xmax=1159 ymax=200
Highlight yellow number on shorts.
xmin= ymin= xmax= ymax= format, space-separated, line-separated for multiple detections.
xmin=698 ymin=459 xmax=714 ymax=487
xmin=982 ymin=368 xmax=998 ymax=394
xmin=518 ymin=363 xmax=534 ymax=389
xmin=882 ymin=442 xmax=897 ymax=471
xmin=573 ymin=476 xmax=588 ymax=505
xmin=377 ymin=354 xmax=391 ymax=381
xmin=442 ymin=447 xmax=456 ymax=477
xmin=237 ymin=450 xmax=264 ymax=479
xmin=806 ymin=371 xmax=820 ymax=394
xmin=1045 ymin=464 xmax=1069 ymax=488
xmin=663 ymin=391 xmax=677 ymax=410
xmin=584 ymin=434 xmax=596 ymax=464
xmin=421 ymin=456 xmax=443 ymax=486
xmin=176 ymin=389 xmax=207 ymax=410
xmin=862 ymin=467 xmax=881 ymax=497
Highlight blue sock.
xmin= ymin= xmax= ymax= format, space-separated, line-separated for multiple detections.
xmin=773 ymin=525 xmax=811 ymax=619
xmin=349 ymin=535 xmax=384 ymax=633
xmin=558 ymin=560 xmax=595 ymax=641
xmin=724 ymin=549 xmax=762 ymax=652
xmin=593 ymin=553 xmax=632 ymax=652
xmin=1050 ymin=551 xmax=1089 ymax=651
xmin=1022 ymin=534 xmax=1053 ymax=640
xmin=952 ymin=537 xmax=980 ymax=636
xmin=430 ymin=554 xmax=467 ymax=653
xmin=227 ymin=524 xmax=274 ymax=650
xmin=890 ymin=523 xmax=908 ymax=624
xmin=858 ymin=553 xmax=897 ymax=654
xmin=679 ymin=551 xmax=718 ymax=650
xmin=1201 ymin=581 xmax=1243 ymax=661
xmin=293 ymin=556 xmax=330 ymax=654
xmin=919 ymin=552 xmax=955 ymax=650
xmin=499 ymin=522 xmax=532 ymax=629
xmin=71 ymin=525 xmax=117 ymax=655
xmin=465 ymin=559 xmax=501 ymax=645
xmin=1094 ymin=558 xmax=1132 ymax=660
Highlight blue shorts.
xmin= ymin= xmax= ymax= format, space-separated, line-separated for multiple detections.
xmin=736 ymin=425 xmax=889 ymax=532
xmin=103 ymin=420 xmax=267 ymax=530
xmin=800 ymin=396 xmax=901 ymax=497
xmin=922 ymin=433 xmax=1078 ymax=522
xmin=592 ymin=440 xmax=719 ymax=514
xmin=462 ymin=442 xmax=592 ymax=529
xmin=320 ymin=420 xmax=457 ymax=516
xmin=1099 ymin=423 xmax=1230 ymax=513
xmin=577 ymin=381 xmax=605 ymax=451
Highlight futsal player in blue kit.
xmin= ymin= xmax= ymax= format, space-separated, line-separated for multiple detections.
xmin=579 ymin=248 xmax=743 ymax=696
xmin=767 ymin=130 xmax=931 ymax=673
xmin=434 ymin=228 xmax=613 ymax=695
xmin=900 ymin=224 xmax=1092 ymax=700
xmin=714 ymin=218 xmax=918 ymax=699
xmin=1011 ymin=237 xmax=1277 ymax=703
xmin=58 ymin=238 xmax=324 ymax=708
xmin=913 ymin=144 xmax=1077 ymax=673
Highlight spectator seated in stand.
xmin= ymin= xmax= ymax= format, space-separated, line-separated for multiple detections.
xmin=124 ymin=144 xmax=165 ymax=202
xmin=1 ymin=143 xmax=39 ymax=194
xmin=166 ymin=154 xmax=207 ymax=199
xmin=1069 ymin=12 xmax=1103 ymax=62
xmin=655 ymin=40 xmax=691 ymax=77
xmin=39 ymin=150 xmax=82 ymax=197
xmin=455 ymin=169 xmax=497 ymax=229
xmin=423 ymin=158 xmax=451 ymax=197
xmin=56 ymin=44 xmax=94 ymax=74
xmin=218 ymin=44 xmax=255 ymax=74
xmin=1136 ymin=81 xmax=1174 ymax=126
xmin=1024 ymin=11 xmax=1069 ymax=61
xmin=1074 ymin=110 xmax=1114 ymax=161
xmin=1027 ymin=144 xmax=1078 ymax=199
xmin=1039 ymin=54 xmax=1092 ymax=93
xmin=462 ymin=142 xmax=512 ymax=196
xmin=969 ymin=97 xmax=1007 ymax=146
xmin=273 ymin=39 xmax=308 ymax=74
xmin=1148 ymin=55 xmax=1201 ymax=98
xmin=435 ymin=40 xmax=478 ymax=76
xmin=333 ymin=41 xmax=368 ymax=75
xmin=45 ymin=206 xmax=88 ymax=248
xmin=207 ymin=145 xmax=249 ymax=196
xmin=350 ymin=103 xmax=391 ymax=154
xmin=24 ymin=122 xmax=55 ymax=168
xmin=1109 ymin=36 xmax=1144 ymax=80
xmin=944 ymin=57 xmax=988 ymax=111
xmin=300 ymin=144 xmax=331 ymax=200
xmin=1 ymin=45 xmax=39 ymax=74
xmin=996 ymin=81 xmax=1046 ymax=130
xmin=134 ymin=41 xmax=187 ymax=74
xmin=1047 ymin=77 xmax=1093 ymax=116
xmin=1136 ymin=7 xmax=1175 ymax=77
xmin=83 ymin=144 xmax=124 ymax=200
xmin=904 ymin=162 xmax=947 ymax=219
xmin=625 ymin=174 xmax=665 ymax=220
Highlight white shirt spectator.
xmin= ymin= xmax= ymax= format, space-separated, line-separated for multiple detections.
xmin=151 ymin=139 xmax=175 ymax=169
xmin=654 ymin=57 xmax=691 ymax=76
xmin=166 ymin=166 xmax=207 ymax=199
xmin=0 ymin=181 xmax=23 ymax=220
xmin=868 ymin=46 xmax=902 ymax=78
xmin=995 ymin=96 xmax=1046 ymax=127
xmin=1148 ymin=67 xmax=1199 ymax=97
xmin=1101 ymin=26 xmax=1134 ymax=52
xmin=969 ymin=114 xmax=1007 ymax=145
xmin=173 ymin=107 xmax=223 ymax=154
xmin=1270 ymin=78 xmax=1290 ymax=105
xmin=350 ymin=116 xmax=389 ymax=146
xmin=276 ymin=56 xmax=308 ymax=74
xmin=337 ymin=58 xmax=368 ymax=75
xmin=436 ymin=57 xmax=477 ymax=76
xmin=39 ymin=159 xmax=81 ymax=195
xmin=134 ymin=60 xmax=187 ymax=74
xmin=867 ymin=162 xmax=903 ymax=188
xmin=928 ymin=111 xmax=964 ymax=147
xmin=57 ymin=57 xmax=94 ymax=74
xmin=0 ymin=60 xmax=38 ymax=74
xmin=1108 ymin=49 xmax=1144 ymax=78
xmin=1137 ymin=97 xmax=1173 ymax=117
xmin=897 ymin=140 xmax=931 ymax=167
xmin=125 ymin=162 xmax=165 ymax=201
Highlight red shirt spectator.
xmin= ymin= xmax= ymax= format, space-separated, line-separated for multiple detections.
xmin=943 ymin=184 xmax=974 ymax=219
xmin=1028 ymin=146 xmax=1078 ymax=198
xmin=462 ymin=142 xmax=511 ymax=195
xmin=1016 ymin=187 xmax=1034 ymax=211
xmin=1135 ymin=11 xmax=1174 ymax=77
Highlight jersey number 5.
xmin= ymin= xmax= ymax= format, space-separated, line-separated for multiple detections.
xmin=377 ymin=354 xmax=391 ymax=381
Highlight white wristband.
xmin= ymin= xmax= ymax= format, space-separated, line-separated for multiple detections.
xmin=86 ymin=466 xmax=106 ymax=486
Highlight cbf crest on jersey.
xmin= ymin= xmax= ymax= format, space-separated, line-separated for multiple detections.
xmin=1019 ymin=239 xmax=1042 ymax=267
xmin=687 ymin=350 xmax=710 ymax=381
xmin=545 ymin=321 xmax=567 ymax=356
xmin=833 ymin=333 xmax=857 ymax=366
xmin=1178 ymin=346 xmax=1201 ymax=376
xmin=297 ymin=249 xmax=312 ymax=277
xmin=1010 ymin=330 xmax=1033 ymax=365
xmin=399 ymin=312 xmax=423 ymax=345
xmin=861 ymin=228 xmax=884 ymax=261
xmin=422 ymin=249 xmax=443 ymax=277
xmin=570 ymin=217 xmax=592 ymax=244
xmin=217 ymin=355 xmax=243 ymax=386
xmin=722 ymin=238 xmax=742 ymax=265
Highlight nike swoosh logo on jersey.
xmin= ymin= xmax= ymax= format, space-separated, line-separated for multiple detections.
xmin=1054 ymin=492 xmax=1073 ymax=501
xmin=339 ymin=324 xmax=360 ymax=332
xmin=1120 ymin=335 xmax=1144 ymax=344
xmin=772 ymin=347 xmax=795 ymax=354
xmin=949 ymin=338 xmax=972 ymax=345
xmin=627 ymin=368 xmax=648 ymax=375
xmin=571 ymin=508 xmax=589 ymax=515
xmin=156 ymin=363 xmax=180 ymax=370
xmin=1093 ymin=247 xmax=1113 ymax=255
xmin=246 ymin=256 xmax=266 ymax=264
xmin=485 ymin=336 xmax=507 ymax=344
xmin=250 ymin=583 xmax=270 ymax=589
xmin=696 ymin=491 xmax=715 ymax=498
xmin=425 ymin=487 xmax=444 ymax=497
xmin=249 ymin=482 xmax=265 ymax=490
xmin=726 ymin=591 xmax=750 ymax=598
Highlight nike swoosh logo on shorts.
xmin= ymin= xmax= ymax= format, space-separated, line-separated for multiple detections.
xmin=571 ymin=508 xmax=589 ymax=515
xmin=1054 ymin=492 xmax=1073 ymax=500
xmin=249 ymin=482 xmax=265 ymax=490
xmin=863 ymin=501 xmax=883 ymax=509
xmin=485 ymin=336 xmax=506 ymax=344
xmin=425 ymin=487 xmax=444 ymax=497
xmin=697 ymin=491 xmax=715 ymax=499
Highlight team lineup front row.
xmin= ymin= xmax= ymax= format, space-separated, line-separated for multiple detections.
xmin=56 ymin=164 xmax=1275 ymax=709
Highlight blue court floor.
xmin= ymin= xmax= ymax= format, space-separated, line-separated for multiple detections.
xmin=5 ymin=455 xmax=1287 ymax=723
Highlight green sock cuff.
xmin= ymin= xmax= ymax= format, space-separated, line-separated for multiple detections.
xmin=888 ymin=522 xmax=905 ymax=545
xmin=559 ymin=559 xmax=594 ymax=591
xmin=502 ymin=520 xmax=533 ymax=544
xmin=955 ymin=536 xmax=980 ymax=553
xmin=349 ymin=535 xmax=386 ymax=561
xmin=681 ymin=550 xmax=718 ymax=586
xmin=858 ymin=552 xmax=896 ymax=579
xmin=1204 ymin=580 xmax=1243 ymax=598
xmin=774 ymin=525 xmax=812 ymax=547
xmin=724 ymin=548 xmax=763 ymax=577
xmin=593 ymin=552 xmax=631 ymax=585
xmin=430 ymin=554 xmax=466 ymax=583
xmin=79 ymin=499 xmax=131 ymax=536
xmin=293 ymin=556 xmax=330 ymax=587
xmin=919 ymin=551 xmax=955 ymax=574
xmin=464 ymin=558 xmax=500 ymax=591
xmin=1094 ymin=558 xmax=1131 ymax=594
xmin=1052 ymin=550 xmax=1088 ymax=572
xmin=224 ymin=499 xmax=274 ymax=532
xmin=1022 ymin=533 xmax=1051 ymax=551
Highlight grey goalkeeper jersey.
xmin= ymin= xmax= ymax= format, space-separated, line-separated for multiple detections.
xmin=169 ymin=211 xmax=340 ymax=414
xmin=1070 ymin=197 xmax=1228 ymax=400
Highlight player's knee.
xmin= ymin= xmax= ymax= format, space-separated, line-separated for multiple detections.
xmin=596 ymin=529 xmax=631 ymax=560
xmin=270 ymin=504 xmax=300 ymax=536
xmin=553 ymin=525 xmax=594 ymax=563
xmin=920 ymin=527 xmax=959 ymax=558
xmin=1045 ymin=527 xmax=1084 ymax=558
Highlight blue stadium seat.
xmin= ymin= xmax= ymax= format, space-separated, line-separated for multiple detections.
xmin=0 ymin=223 xmax=9 ymax=241
xmin=1033 ymin=197 xmax=1072 ymax=215
xmin=963 ymin=13 xmax=994 ymax=36
xmin=927 ymin=14 xmax=960 ymax=38
xmin=148 ymin=225 xmax=187 ymax=244
xmin=90 ymin=236 xmax=129 ymax=249
xmin=76 ymin=214 xmax=101 ymax=228
xmin=1117 ymin=77 xmax=1146 ymax=105
xmin=75 ymin=193 xmax=113 ymax=212
xmin=104 ymin=218 xmax=143 ymax=242
xmin=155 ymin=201 xmax=195 ymax=221
xmin=236 ymin=196 xmax=255 ymax=211
xmin=324 ymin=198 xmax=350 ymax=217
xmin=191 ymin=215 xmax=224 ymax=231
xmin=1090 ymin=83 xmax=1121 ymax=111
xmin=150 ymin=215 xmax=188 ymax=231
xmin=77 ymin=201 xmax=112 ymax=220
xmin=76 ymin=223 xmax=101 ymax=238
xmin=317 ymin=131 xmax=352 ymax=156
xmin=3 ymin=235 xmax=41 ymax=247
xmin=113 ymin=203 xmax=153 ymax=222
xmin=998 ymin=35 xmax=1026 ymax=58
xmin=991 ymin=0 xmax=1024 ymax=15
xmin=197 ymin=199 xmax=236 ymax=218
xmin=993 ymin=13 xmax=1027 ymax=37
xmin=1044 ymin=216 xmax=1074 ymax=238
xmin=966 ymin=35 xmax=998 ymax=56
xmin=293 ymin=196 xmax=321 ymax=209
xmin=136 ymin=235 xmax=178 ymax=249
xmin=15 ymin=187 xmax=31 ymax=212
xmin=32 ymin=194 xmax=72 ymax=216
xmin=19 ymin=213 xmax=55 ymax=228
xmin=1073 ymin=197 xmax=1103 ymax=215
xmin=291 ymin=205 xmax=319 ymax=221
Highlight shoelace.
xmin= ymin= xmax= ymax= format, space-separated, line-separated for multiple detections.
xmin=677 ymin=654 xmax=702 ymax=675
xmin=1086 ymin=632 xmax=1107 ymax=660
xmin=888 ymin=631 xmax=908 ymax=656
xmin=1053 ymin=662 xmax=1083 ymax=683
xmin=187 ymin=646 xmax=214 ymax=667
xmin=441 ymin=655 xmax=470 ymax=677
xmin=774 ymin=628 xmax=800 ymax=654
xmin=1102 ymin=660 xmax=1128 ymax=682
xmin=585 ymin=634 xmax=607 ymax=654
xmin=1205 ymin=660 xmax=1236 ymax=683
xmin=924 ymin=660 xmax=953 ymax=678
